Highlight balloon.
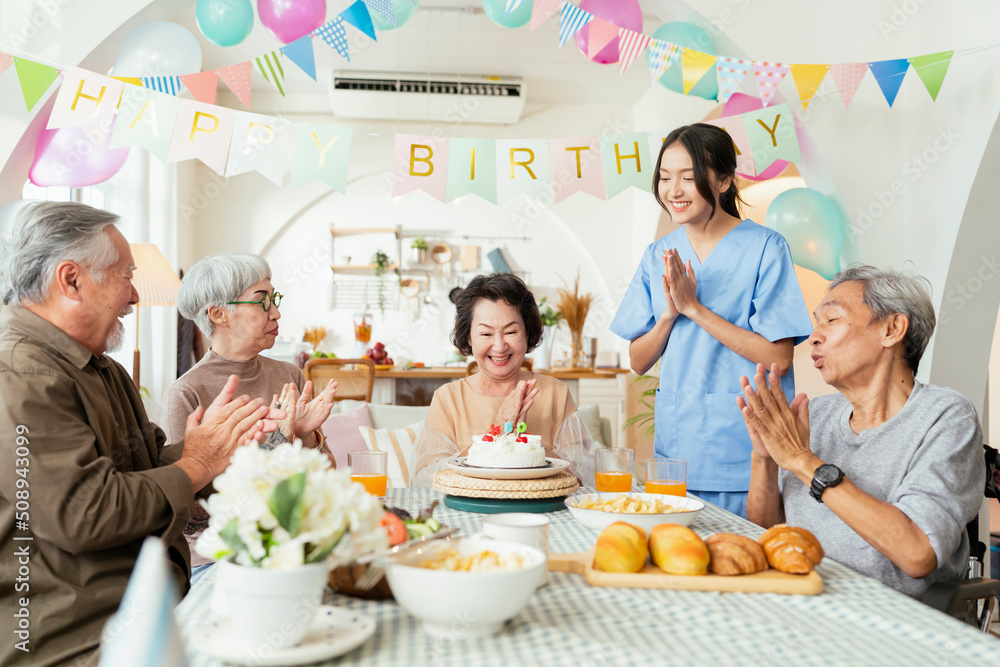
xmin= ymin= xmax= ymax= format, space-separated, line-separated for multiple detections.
xmin=482 ymin=0 xmax=533 ymax=29
xmin=29 ymin=125 xmax=129 ymax=188
xmin=196 ymin=0 xmax=255 ymax=47
xmin=0 ymin=199 xmax=36 ymax=238
xmin=112 ymin=22 xmax=203 ymax=77
xmin=371 ymin=0 xmax=420 ymax=31
xmin=573 ymin=0 xmax=642 ymax=64
xmin=646 ymin=22 xmax=717 ymax=100
xmin=721 ymin=92 xmax=791 ymax=181
xmin=257 ymin=0 xmax=326 ymax=43
xmin=765 ymin=188 xmax=844 ymax=279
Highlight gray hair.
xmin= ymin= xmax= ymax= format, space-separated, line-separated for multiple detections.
xmin=178 ymin=254 xmax=271 ymax=337
xmin=828 ymin=265 xmax=936 ymax=375
xmin=1 ymin=201 xmax=120 ymax=306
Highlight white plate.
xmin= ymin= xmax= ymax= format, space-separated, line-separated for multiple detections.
xmin=447 ymin=456 xmax=570 ymax=480
xmin=564 ymin=492 xmax=704 ymax=532
xmin=191 ymin=605 xmax=375 ymax=666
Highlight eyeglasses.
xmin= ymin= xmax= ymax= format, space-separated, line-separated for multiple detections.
xmin=227 ymin=292 xmax=283 ymax=312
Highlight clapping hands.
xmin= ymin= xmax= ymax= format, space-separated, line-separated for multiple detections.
xmin=737 ymin=363 xmax=811 ymax=469
xmin=496 ymin=378 xmax=538 ymax=427
xmin=271 ymin=379 xmax=338 ymax=441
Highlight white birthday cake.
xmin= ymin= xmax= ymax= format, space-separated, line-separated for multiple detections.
xmin=466 ymin=425 xmax=546 ymax=469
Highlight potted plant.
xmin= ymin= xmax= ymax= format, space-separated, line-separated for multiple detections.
xmin=535 ymin=296 xmax=562 ymax=370
xmin=196 ymin=442 xmax=387 ymax=650
xmin=372 ymin=250 xmax=398 ymax=314
xmin=410 ymin=237 xmax=428 ymax=264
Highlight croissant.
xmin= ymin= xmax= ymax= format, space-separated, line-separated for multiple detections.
xmin=706 ymin=533 xmax=768 ymax=575
xmin=757 ymin=524 xmax=824 ymax=574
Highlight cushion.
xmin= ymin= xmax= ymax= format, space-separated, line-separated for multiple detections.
xmin=577 ymin=404 xmax=605 ymax=447
xmin=321 ymin=404 xmax=374 ymax=471
xmin=358 ymin=422 xmax=423 ymax=489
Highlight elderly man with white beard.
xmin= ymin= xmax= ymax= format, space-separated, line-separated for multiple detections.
xmin=0 ymin=202 xmax=283 ymax=667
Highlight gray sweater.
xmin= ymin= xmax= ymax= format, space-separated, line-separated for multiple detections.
xmin=780 ymin=381 xmax=985 ymax=598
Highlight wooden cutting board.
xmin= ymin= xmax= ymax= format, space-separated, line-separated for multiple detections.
xmin=548 ymin=551 xmax=823 ymax=596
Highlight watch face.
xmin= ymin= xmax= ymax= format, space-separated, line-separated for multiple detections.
xmin=816 ymin=465 xmax=841 ymax=484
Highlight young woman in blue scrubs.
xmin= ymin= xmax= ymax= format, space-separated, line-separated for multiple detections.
xmin=611 ymin=124 xmax=812 ymax=518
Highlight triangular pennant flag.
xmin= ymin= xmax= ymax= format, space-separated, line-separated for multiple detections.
xmin=282 ymin=35 xmax=317 ymax=81
xmin=867 ymin=58 xmax=910 ymax=107
xmin=752 ymin=61 xmax=790 ymax=107
xmin=140 ymin=76 xmax=183 ymax=96
xmin=716 ymin=56 xmax=752 ymax=104
xmin=12 ymin=57 xmax=59 ymax=111
xmin=789 ymin=63 xmax=830 ymax=109
xmin=829 ymin=62 xmax=867 ymax=108
xmin=363 ymin=0 xmax=394 ymax=27
xmin=315 ymin=18 xmax=350 ymax=61
xmin=530 ymin=0 xmax=561 ymax=30
xmin=587 ymin=19 xmax=619 ymax=60
xmin=255 ymin=51 xmax=287 ymax=96
xmin=179 ymin=71 xmax=218 ymax=104
xmin=618 ymin=28 xmax=651 ymax=75
xmin=0 ymin=52 xmax=13 ymax=77
xmin=215 ymin=62 xmax=253 ymax=109
xmin=111 ymin=76 xmax=142 ymax=88
xmin=681 ymin=48 xmax=718 ymax=95
xmin=558 ymin=2 xmax=592 ymax=47
xmin=908 ymin=51 xmax=953 ymax=101
xmin=647 ymin=40 xmax=679 ymax=82
xmin=506 ymin=0 xmax=524 ymax=13
xmin=340 ymin=0 xmax=377 ymax=41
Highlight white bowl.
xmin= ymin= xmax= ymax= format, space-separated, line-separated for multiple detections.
xmin=564 ymin=492 xmax=704 ymax=533
xmin=384 ymin=536 xmax=546 ymax=637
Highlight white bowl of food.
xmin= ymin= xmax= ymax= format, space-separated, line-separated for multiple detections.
xmin=384 ymin=535 xmax=546 ymax=638
xmin=565 ymin=492 xmax=704 ymax=533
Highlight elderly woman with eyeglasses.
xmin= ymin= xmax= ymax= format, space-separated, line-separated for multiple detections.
xmin=162 ymin=254 xmax=337 ymax=581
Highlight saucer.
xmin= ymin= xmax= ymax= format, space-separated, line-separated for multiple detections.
xmin=447 ymin=457 xmax=570 ymax=480
xmin=191 ymin=605 xmax=375 ymax=666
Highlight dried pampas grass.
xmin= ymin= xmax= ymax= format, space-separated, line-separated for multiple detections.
xmin=303 ymin=326 xmax=326 ymax=350
xmin=556 ymin=275 xmax=593 ymax=337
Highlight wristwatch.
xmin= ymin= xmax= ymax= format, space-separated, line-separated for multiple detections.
xmin=809 ymin=464 xmax=844 ymax=503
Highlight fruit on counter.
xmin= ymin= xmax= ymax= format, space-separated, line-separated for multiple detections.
xmin=594 ymin=521 xmax=648 ymax=573
xmin=365 ymin=341 xmax=393 ymax=365
xmin=380 ymin=511 xmax=407 ymax=546
xmin=295 ymin=350 xmax=310 ymax=369
xmin=649 ymin=524 xmax=710 ymax=576
xmin=311 ymin=350 xmax=337 ymax=358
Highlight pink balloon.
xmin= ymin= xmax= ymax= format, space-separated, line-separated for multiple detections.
xmin=721 ymin=92 xmax=790 ymax=181
xmin=29 ymin=124 xmax=129 ymax=188
xmin=573 ymin=0 xmax=642 ymax=65
xmin=257 ymin=0 xmax=326 ymax=44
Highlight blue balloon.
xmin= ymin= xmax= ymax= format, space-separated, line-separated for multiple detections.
xmin=482 ymin=0 xmax=533 ymax=28
xmin=196 ymin=0 xmax=255 ymax=47
xmin=646 ymin=22 xmax=717 ymax=100
xmin=371 ymin=0 xmax=420 ymax=31
xmin=765 ymin=188 xmax=845 ymax=280
xmin=112 ymin=22 xmax=203 ymax=76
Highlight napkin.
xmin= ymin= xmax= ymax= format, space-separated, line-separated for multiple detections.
xmin=99 ymin=537 xmax=187 ymax=667
xmin=486 ymin=247 xmax=512 ymax=273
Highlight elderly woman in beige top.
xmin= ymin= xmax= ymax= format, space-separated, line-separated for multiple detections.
xmin=412 ymin=273 xmax=596 ymax=487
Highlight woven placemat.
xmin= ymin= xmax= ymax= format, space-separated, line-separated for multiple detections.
xmin=433 ymin=469 xmax=579 ymax=499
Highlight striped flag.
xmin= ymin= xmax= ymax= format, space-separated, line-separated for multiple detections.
xmin=618 ymin=28 xmax=650 ymax=74
xmin=140 ymin=76 xmax=182 ymax=96
xmin=558 ymin=1 xmax=592 ymax=47
xmin=315 ymin=17 xmax=350 ymax=61
xmin=255 ymin=51 xmax=286 ymax=96
xmin=363 ymin=0 xmax=394 ymax=26
xmin=505 ymin=0 xmax=523 ymax=12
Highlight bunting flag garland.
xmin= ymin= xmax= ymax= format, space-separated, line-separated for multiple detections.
xmin=703 ymin=117 xmax=756 ymax=176
xmin=446 ymin=138 xmax=498 ymax=203
xmin=741 ymin=103 xmax=799 ymax=171
xmin=752 ymin=61 xmax=790 ymax=107
xmin=618 ymin=28 xmax=650 ymax=75
xmin=867 ymin=58 xmax=910 ymax=107
xmin=226 ymin=111 xmax=293 ymax=184
xmin=716 ymin=56 xmax=752 ymax=104
xmin=393 ymin=134 xmax=450 ymax=202
xmin=110 ymin=86 xmax=181 ymax=162
xmin=0 ymin=52 xmax=13 ymax=77
xmin=12 ymin=57 xmax=59 ymax=111
xmin=341 ymin=1 xmax=377 ymax=41
xmin=315 ymin=18 xmax=350 ymax=61
xmin=362 ymin=0 xmax=394 ymax=26
xmin=289 ymin=122 xmax=353 ymax=190
xmin=167 ymin=98 xmax=236 ymax=175
xmin=600 ymin=133 xmax=651 ymax=198
xmin=179 ymin=71 xmax=218 ymax=104
xmin=550 ymin=136 xmax=605 ymax=201
xmin=681 ymin=48 xmax=717 ymax=95
xmin=828 ymin=62 xmax=867 ymax=108
xmin=48 ymin=68 xmax=124 ymax=133
xmin=587 ymin=19 xmax=619 ymax=59
xmin=909 ymin=51 xmax=953 ymax=101
xmin=530 ymin=0 xmax=561 ymax=30
xmin=141 ymin=76 xmax=182 ymax=96
xmin=506 ymin=0 xmax=524 ymax=13
xmin=647 ymin=40 xmax=678 ymax=82
xmin=558 ymin=2 xmax=592 ymax=47
xmin=282 ymin=35 xmax=318 ymax=81
xmin=255 ymin=51 xmax=287 ymax=96
xmin=789 ymin=64 xmax=830 ymax=109
xmin=215 ymin=62 xmax=253 ymax=109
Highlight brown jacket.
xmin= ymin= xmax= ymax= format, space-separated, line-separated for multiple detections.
xmin=0 ymin=306 xmax=193 ymax=667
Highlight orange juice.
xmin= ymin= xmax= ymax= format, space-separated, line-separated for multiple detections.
xmin=351 ymin=472 xmax=387 ymax=497
xmin=645 ymin=479 xmax=687 ymax=496
xmin=595 ymin=471 xmax=632 ymax=493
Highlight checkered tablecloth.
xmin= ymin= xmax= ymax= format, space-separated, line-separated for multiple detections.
xmin=176 ymin=488 xmax=1000 ymax=666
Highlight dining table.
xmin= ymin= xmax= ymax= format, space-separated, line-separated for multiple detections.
xmin=175 ymin=487 xmax=1000 ymax=666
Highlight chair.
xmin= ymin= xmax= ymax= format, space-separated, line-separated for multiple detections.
xmin=303 ymin=358 xmax=376 ymax=402
xmin=465 ymin=359 xmax=532 ymax=376
xmin=921 ymin=444 xmax=1000 ymax=632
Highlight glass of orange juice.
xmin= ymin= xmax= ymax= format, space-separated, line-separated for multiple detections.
xmin=349 ymin=450 xmax=388 ymax=500
xmin=594 ymin=448 xmax=633 ymax=493
xmin=644 ymin=458 xmax=687 ymax=497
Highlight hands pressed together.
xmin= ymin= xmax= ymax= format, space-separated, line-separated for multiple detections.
xmin=662 ymin=249 xmax=699 ymax=320
xmin=738 ymin=363 xmax=814 ymax=474
xmin=496 ymin=378 xmax=538 ymax=426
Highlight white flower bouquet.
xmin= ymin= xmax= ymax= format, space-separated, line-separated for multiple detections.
xmin=195 ymin=442 xmax=388 ymax=569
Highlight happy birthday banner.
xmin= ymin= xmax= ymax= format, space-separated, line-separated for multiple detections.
xmin=23 ymin=64 xmax=799 ymax=200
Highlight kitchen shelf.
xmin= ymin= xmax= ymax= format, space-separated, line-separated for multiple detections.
xmin=330 ymin=227 xmax=401 ymax=238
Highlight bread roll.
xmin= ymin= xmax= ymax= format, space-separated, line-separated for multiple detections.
xmin=705 ymin=533 xmax=768 ymax=575
xmin=757 ymin=524 xmax=824 ymax=574
xmin=649 ymin=524 xmax=710 ymax=576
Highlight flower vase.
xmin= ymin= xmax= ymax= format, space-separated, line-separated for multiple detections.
xmin=535 ymin=325 xmax=555 ymax=370
xmin=570 ymin=330 xmax=585 ymax=369
xmin=217 ymin=559 xmax=329 ymax=650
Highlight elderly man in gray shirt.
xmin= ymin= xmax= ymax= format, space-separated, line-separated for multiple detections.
xmin=739 ymin=265 xmax=984 ymax=598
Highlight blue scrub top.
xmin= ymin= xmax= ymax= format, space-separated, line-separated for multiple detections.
xmin=611 ymin=221 xmax=813 ymax=492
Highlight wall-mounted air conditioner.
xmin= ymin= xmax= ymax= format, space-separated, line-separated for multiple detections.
xmin=328 ymin=71 xmax=526 ymax=125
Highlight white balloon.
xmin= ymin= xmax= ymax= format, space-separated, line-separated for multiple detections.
xmin=112 ymin=21 xmax=203 ymax=77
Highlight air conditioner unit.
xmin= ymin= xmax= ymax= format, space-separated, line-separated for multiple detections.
xmin=329 ymin=71 xmax=526 ymax=125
